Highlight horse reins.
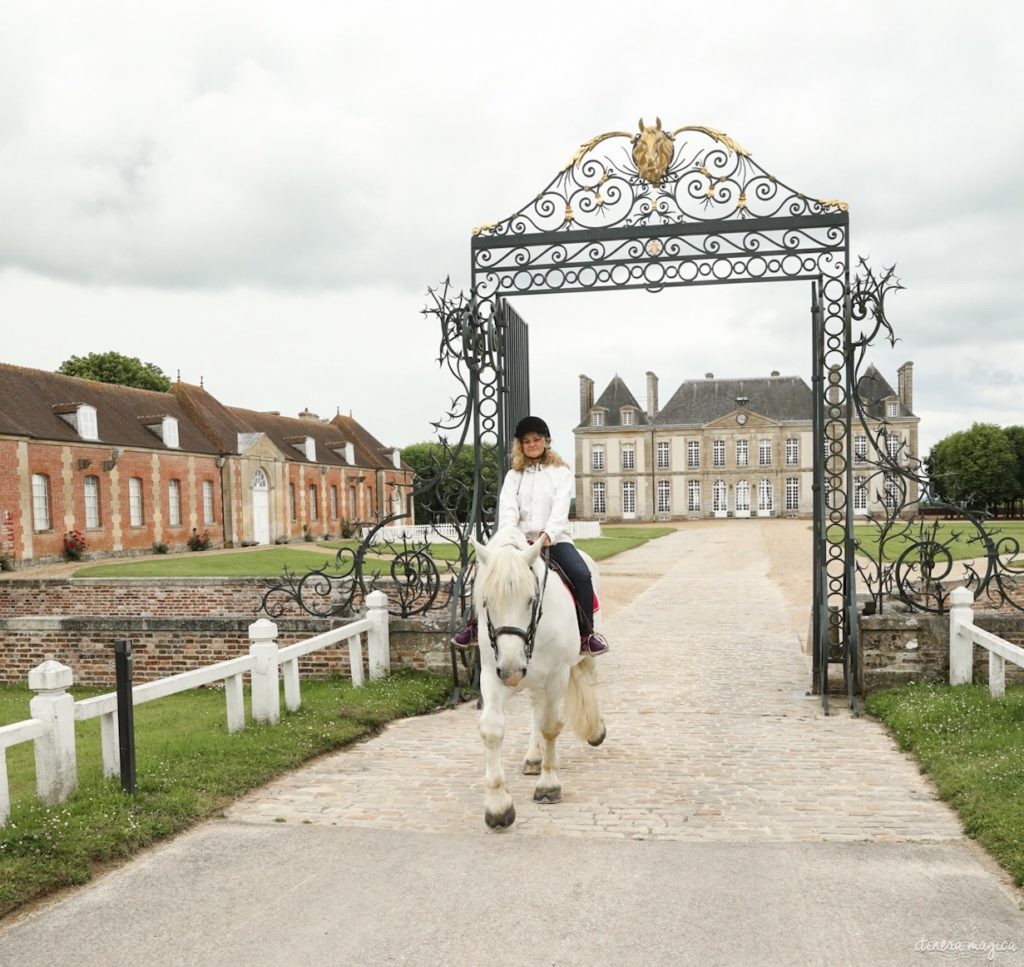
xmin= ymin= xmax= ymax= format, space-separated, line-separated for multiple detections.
xmin=483 ymin=551 xmax=551 ymax=665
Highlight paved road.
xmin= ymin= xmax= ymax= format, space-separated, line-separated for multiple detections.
xmin=2 ymin=522 xmax=1022 ymax=966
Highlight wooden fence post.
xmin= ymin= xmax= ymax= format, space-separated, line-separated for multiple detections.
xmin=28 ymin=660 xmax=78 ymax=805
xmin=366 ymin=590 xmax=391 ymax=681
xmin=248 ymin=619 xmax=281 ymax=725
xmin=949 ymin=587 xmax=974 ymax=686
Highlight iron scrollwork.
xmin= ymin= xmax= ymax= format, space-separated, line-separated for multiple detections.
xmin=849 ymin=260 xmax=1024 ymax=616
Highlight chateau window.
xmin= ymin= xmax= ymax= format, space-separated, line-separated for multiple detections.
xmin=785 ymin=438 xmax=799 ymax=466
xmin=309 ymin=484 xmax=318 ymax=520
xmin=854 ymin=476 xmax=868 ymax=512
xmin=735 ymin=480 xmax=750 ymax=513
xmin=622 ymin=480 xmax=636 ymax=515
xmin=84 ymin=475 xmax=101 ymax=529
xmin=76 ymin=405 xmax=98 ymax=441
xmin=304 ymin=437 xmax=316 ymax=462
xmin=330 ymin=486 xmax=339 ymax=520
xmin=687 ymin=479 xmax=701 ymax=513
xmin=887 ymin=401 xmax=899 ymax=418
xmin=713 ymin=479 xmax=727 ymax=513
xmin=168 ymin=480 xmax=182 ymax=527
xmin=162 ymin=417 xmax=179 ymax=449
xmin=854 ymin=435 xmax=867 ymax=462
xmin=736 ymin=439 xmax=748 ymax=467
xmin=592 ymin=445 xmax=605 ymax=471
xmin=657 ymin=441 xmax=670 ymax=469
xmin=657 ymin=480 xmax=670 ymax=513
xmin=592 ymin=481 xmax=606 ymax=514
xmin=785 ymin=477 xmax=799 ymax=511
xmin=758 ymin=439 xmax=772 ymax=466
xmin=713 ymin=440 xmax=725 ymax=467
xmin=591 ymin=411 xmax=604 ymax=427
xmin=621 ymin=444 xmax=635 ymax=471
xmin=687 ymin=440 xmax=700 ymax=469
xmin=758 ymin=478 xmax=774 ymax=512
xmin=621 ymin=409 xmax=635 ymax=426
xmin=289 ymin=484 xmax=297 ymax=521
xmin=31 ymin=473 xmax=51 ymax=531
xmin=129 ymin=477 xmax=144 ymax=526
xmin=884 ymin=473 xmax=899 ymax=510
xmin=203 ymin=480 xmax=215 ymax=525
xmin=886 ymin=433 xmax=900 ymax=463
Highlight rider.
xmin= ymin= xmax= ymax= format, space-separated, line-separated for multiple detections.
xmin=452 ymin=415 xmax=609 ymax=656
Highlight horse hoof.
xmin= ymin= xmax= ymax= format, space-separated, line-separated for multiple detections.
xmin=485 ymin=803 xmax=516 ymax=829
xmin=522 ymin=758 xmax=542 ymax=776
xmin=533 ymin=786 xmax=561 ymax=805
xmin=588 ymin=724 xmax=607 ymax=747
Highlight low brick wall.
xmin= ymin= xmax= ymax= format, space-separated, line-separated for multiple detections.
xmin=860 ymin=609 xmax=1024 ymax=693
xmin=0 ymin=577 xmax=271 ymax=619
xmin=0 ymin=614 xmax=455 ymax=687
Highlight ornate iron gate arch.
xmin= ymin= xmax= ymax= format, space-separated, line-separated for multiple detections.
xmin=466 ymin=120 xmax=858 ymax=712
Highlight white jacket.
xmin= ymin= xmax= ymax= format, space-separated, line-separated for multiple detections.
xmin=497 ymin=462 xmax=574 ymax=545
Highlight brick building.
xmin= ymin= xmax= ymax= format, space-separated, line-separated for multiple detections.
xmin=574 ymin=363 xmax=918 ymax=521
xmin=0 ymin=363 xmax=413 ymax=565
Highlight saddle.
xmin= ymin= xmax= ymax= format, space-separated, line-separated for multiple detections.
xmin=545 ymin=554 xmax=600 ymax=623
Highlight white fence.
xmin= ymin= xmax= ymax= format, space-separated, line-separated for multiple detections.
xmin=949 ymin=586 xmax=1024 ymax=698
xmin=0 ymin=591 xmax=390 ymax=826
xmin=364 ymin=521 xmax=602 ymax=544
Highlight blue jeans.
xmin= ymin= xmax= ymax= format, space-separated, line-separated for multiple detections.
xmin=547 ymin=542 xmax=594 ymax=637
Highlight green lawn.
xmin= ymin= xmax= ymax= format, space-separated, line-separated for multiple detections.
xmin=840 ymin=521 xmax=1024 ymax=563
xmin=73 ymin=548 xmax=392 ymax=578
xmin=0 ymin=672 xmax=449 ymax=917
xmin=867 ymin=682 xmax=1024 ymax=885
xmin=72 ymin=526 xmax=675 ymax=577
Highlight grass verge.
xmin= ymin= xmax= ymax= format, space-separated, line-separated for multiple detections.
xmin=837 ymin=521 xmax=1024 ymax=563
xmin=73 ymin=548 xmax=391 ymax=578
xmin=0 ymin=671 xmax=449 ymax=919
xmin=866 ymin=682 xmax=1024 ymax=885
xmin=577 ymin=526 xmax=674 ymax=561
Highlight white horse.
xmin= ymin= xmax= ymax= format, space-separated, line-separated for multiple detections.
xmin=472 ymin=527 xmax=606 ymax=829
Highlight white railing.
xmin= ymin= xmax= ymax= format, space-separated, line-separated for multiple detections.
xmin=0 ymin=591 xmax=390 ymax=825
xmin=364 ymin=521 xmax=602 ymax=544
xmin=949 ymin=586 xmax=1024 ymax=698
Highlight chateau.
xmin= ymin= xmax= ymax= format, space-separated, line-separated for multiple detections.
xmin=573 ymin=364 xmax=918 ymax=521
xmin=0 ymin=363 xmax=413 ymax=566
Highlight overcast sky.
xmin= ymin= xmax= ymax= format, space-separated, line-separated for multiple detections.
xmin=2 ymin=1 xmax=1021 ymax=467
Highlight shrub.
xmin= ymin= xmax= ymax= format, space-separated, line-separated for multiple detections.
xmin=63 ymin=530 xmax=87 ymax=561
xmin=187 ymin=529 xmax=211 ymax=552
xmin=152 ymin=541 xmax=169 ymax=555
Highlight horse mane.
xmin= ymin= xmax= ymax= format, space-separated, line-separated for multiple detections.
xmin=475 ymin=529 xmax=536 ymax=609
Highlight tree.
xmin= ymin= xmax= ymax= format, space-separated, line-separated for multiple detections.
xmin=58 ymin=352 xmax=172 ymax=392
xmin=401 ymin=441 xmax=499 ymax=523
xmin=1002 ymin=425 xmax=1024 ymax=515
xmin=929 ymin=423 xmax=1019 ymax=513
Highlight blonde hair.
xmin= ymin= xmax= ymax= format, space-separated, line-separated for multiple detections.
xmin=511 ymin=437 xmax=568 ymax=472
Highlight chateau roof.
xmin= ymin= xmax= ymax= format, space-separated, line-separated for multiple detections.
xmin=857 ymin=365 xmax=913 ymax=418
xmin=655 ymin=375 xmax=813 ymax=426
xmin=580 ymin=374 xmax=650 ymax=427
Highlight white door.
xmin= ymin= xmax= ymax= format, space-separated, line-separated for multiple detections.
xmin=252 ymin=468 xmax=270 ymax=545
xmin=622 ymin=480 xmax=636 ymax=520
xmin=735 ymin=479 xmax=751 ymax=518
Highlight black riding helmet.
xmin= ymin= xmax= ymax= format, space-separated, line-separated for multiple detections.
xmin=514 ymin=416 xmax=550 ymax=441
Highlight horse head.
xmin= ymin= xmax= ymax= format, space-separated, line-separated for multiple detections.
xmin=472 ymin=528 xmax=545 ymax=687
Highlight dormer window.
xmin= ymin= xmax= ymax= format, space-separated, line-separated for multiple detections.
xmin=886 ymin=401 xmax=898 ymax=418
xmin=53 ymin=403 xmax=99 ymax=441
xmin=390 ymin=448 xmax=401 ymax=469
xmin=591 ymin=411 xmax=604 ymax=427
xmin=141 ymin=415 xmax=179 ymax=448
xmin=621 ymin=409 xmax=635 ymax=426
xmin=304 ymin=437 xmax=315 ymax=461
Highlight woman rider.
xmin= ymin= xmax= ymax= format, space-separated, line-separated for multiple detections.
xmin=452 ymin=415 xmax=609 ymax=656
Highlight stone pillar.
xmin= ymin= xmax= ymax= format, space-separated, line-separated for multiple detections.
xmin=366 ymin=590 xmax=391 ymax=680
xmin=949 ymin=587 xmax=974 ymax=686
xmin=28 ymin=660 xmax=78 ymax=805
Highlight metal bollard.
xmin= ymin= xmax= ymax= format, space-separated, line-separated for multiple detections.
xmin=114 ymin=638 xmax=137 ymax=793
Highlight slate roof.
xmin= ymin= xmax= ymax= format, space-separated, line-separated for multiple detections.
xmin=579 ymin=375 xmax=649 ymax=428
xmin=857 ymin=365 xmax=912 ymax=418
xmin=655 ymin=376 xmax=813 ymax=426
xmin=0 ymin=363 xmax=220 ymax=453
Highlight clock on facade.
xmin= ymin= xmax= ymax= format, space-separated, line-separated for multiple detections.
xmin=736 ymin=413 xmax=748 ymax=425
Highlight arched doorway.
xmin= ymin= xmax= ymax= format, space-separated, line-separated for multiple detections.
xmin=252 ymin=467 xmax=270 ymax=545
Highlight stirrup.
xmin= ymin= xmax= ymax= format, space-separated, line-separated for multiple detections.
xmin=580 ymin=632 xmax=609 ymax=656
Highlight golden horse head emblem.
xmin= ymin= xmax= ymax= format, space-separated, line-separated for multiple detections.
xmin=632 ymin=117 xmax=675 ymax=185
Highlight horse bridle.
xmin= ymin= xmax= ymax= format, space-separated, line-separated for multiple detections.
xmin=482 ymin=554 xmax=551 ymax=665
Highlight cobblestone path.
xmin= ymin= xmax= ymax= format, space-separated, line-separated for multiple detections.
xmin=226 ymin=524 xmax=964 ymax=843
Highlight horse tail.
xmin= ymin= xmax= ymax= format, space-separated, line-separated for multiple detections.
xmin=565 ymin=656 xmax=605 ymax=745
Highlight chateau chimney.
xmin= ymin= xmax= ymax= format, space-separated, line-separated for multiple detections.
xmin=897 ymin=361 xmax=913 ymax=414
xmin=579 ymin=374 xmax=594 ymax=424
xmin=645 ymin=371 xmax=659 ymax=419
xmin=298 ymin=407 xmax=319 ymax=421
